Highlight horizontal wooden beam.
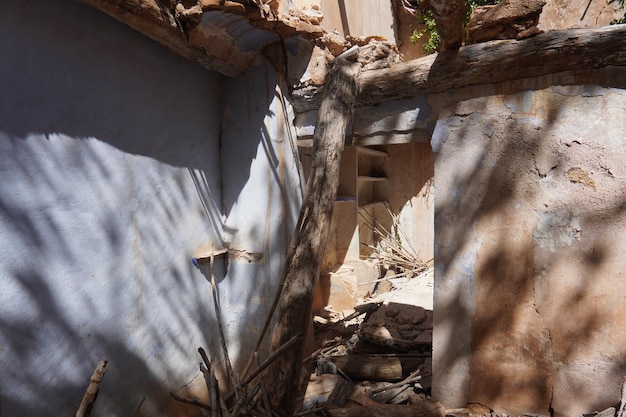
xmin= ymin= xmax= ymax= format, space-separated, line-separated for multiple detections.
xmin=357 ymin=25 xmax=626 ymax=105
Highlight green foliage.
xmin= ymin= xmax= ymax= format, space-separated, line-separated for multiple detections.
xmin=409 ymin=9 xmax=441 ymax=55
xmin=410 ymin=0 xmax=501 ymax=55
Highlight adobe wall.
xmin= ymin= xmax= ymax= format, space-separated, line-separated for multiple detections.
xmin=0 ymin=1 xmax=301 ymax=416
xmin=432 ymin=83 xmax=626 ymax=416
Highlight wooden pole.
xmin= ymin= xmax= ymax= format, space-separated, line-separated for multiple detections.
xmin=266 ymin=51 xmax=361 ymax=416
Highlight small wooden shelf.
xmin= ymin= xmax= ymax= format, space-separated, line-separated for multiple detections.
xmin=357 ymin=176 xmax=387 ymax=182
xmin=357 ymin=146 xmax=388 ymax=158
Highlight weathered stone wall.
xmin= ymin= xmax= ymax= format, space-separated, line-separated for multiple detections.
xmin=432 ymin=84 xmax=626 ymax=416
xmin=539 ymin=0 xmax=624 ymax=31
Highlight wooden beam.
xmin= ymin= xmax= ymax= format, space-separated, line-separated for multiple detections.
xmin=358 ymin=25 xmax=626 ymax=105
xmin=266 ymin=53 xmax=361 ymax=417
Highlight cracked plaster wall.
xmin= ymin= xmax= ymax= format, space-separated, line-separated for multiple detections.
xmin=432 ymin=85 xmax=626 ymax=416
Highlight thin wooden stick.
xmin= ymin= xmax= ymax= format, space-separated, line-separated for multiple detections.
xmin=241 ymin=334 xmax=301 ymax=388
xmin=226 ymin=334 xmax=302 ymax=404
xmin=255 ymin=354 xmax=274 ymax=417
xmin=208 ymin=253 xmax=240 ymax=400
xmin=75 ymin=357 xmax=108 ymax=417
xmin=232 ymin=383 xmax=261 ymax=417
xmin=198 ymin=348 xmax=220 ymax=417
xmin=369 ymin=369 xmax=423 ymax=395
xmin=240 ymin=236 xmax=298 ymax=382
xmin=294 ymin=408 xmax=325 ymax=417
xmin=170 ymin=392 xmax=212 ymax=412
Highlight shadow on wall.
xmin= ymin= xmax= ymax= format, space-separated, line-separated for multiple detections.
xmin=217 ymin=59 xmax=303 ymax=371
xmin=0 ymin=0 xmax=296 ymax=416
xmin=431 ymin=83 xmax=626 ymax=415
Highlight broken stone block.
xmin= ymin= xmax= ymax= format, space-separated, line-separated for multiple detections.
xmin=465 ymin=0 xmax=546 ymax=45
xmin=360 ymin=302 xmax=432 ymax=351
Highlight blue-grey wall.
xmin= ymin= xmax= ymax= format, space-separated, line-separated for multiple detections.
xmin=0 ymin=1 xmax=302 ymax=416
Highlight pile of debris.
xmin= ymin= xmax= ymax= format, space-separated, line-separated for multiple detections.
xmin=298 ymin=267 xmax=440 ymax=417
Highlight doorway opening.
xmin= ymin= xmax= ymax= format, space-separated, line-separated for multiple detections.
xmin=298 ymin=140 xmax=435 ymax=403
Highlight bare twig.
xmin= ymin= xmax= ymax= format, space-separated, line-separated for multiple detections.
xmin=257 ymin=356 xmax=274 ymax=417
xmin=232 ymin=383 xmax=261 ymax=417
xmin=198 ymin=348 xmax=224 ymax=417
xmin=369 ymin=369 xmax=424 ymax=395
xmin=131 ymin=397 xmax=145 ymax=417
xmin=220 ymin=335 xmax=302 ymax=415
xmin=75 ymin=357 xmax=108 ymax=417
xmin=399 ymin=0 xmax=419 ymax=16
xmin=170 ymin=392 xmax=212 ymax=413
xmin=294 ymin=408 xmax=325 ymax=417
xmin=231 ymin=334 xmax=302 ymax=402
xmin=208 ymin=253 xmax=240 ymax=400
xmin=359 ymin=206 xmax=429 ymax=277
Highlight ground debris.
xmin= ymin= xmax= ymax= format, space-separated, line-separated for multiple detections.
xmin=298 ymin=267 xmax=435 ymax=416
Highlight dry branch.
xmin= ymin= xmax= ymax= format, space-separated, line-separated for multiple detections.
xmin=369 ymin=369 xmax=423 ymax=395
xmin=207 ymin=253 xmax=239 ymax=398
xmin=360 ymin=206 xmax=430 ymax=277
xmin=170 ymin=392 xmax=212 ymax=413
xmin=75 ymin=357 xmax=108 ymax=417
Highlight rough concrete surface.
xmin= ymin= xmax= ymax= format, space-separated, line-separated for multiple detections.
xmin=0 ymin=1 xmax=302 ymax=416
xmin=432 ymin=84 xmax=626 ymax=416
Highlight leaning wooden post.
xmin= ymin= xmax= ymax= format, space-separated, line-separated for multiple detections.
xmin=266 ymin=49 xmax=361 ymax=416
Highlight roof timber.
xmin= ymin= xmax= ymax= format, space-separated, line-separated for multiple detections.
xmin=292 ymin=24 xmax=626 ymax=112
xmin=76 ymin=0 xmax=324 ymax=77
